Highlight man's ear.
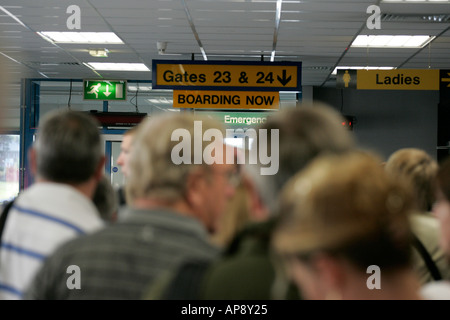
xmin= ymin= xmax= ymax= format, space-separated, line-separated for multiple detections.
xmin=184 ymin=169 xmax=206 ymax=208
xmin=28 ymin=147 xmax=38 ymax=177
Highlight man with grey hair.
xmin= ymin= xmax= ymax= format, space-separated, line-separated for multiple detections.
xmin=0 ymin=109 xmax=105 ymax=300
xmin=146 ymin=102 xmax=357 ymax=300
xmin=25 ymin=112 xmax=237 ymax=299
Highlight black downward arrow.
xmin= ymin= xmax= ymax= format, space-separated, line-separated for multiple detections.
xmin=277 ymin=70 xmax=292 ymax=86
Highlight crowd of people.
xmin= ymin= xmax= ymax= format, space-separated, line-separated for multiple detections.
xmin=1 ymin=102 xmax=450 ymax=300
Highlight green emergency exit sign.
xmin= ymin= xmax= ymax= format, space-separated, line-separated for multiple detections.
xmin=83 ymin=80 xmax=127 ymax=101
xmin=196 ymin=111 xmax=276 ymax=128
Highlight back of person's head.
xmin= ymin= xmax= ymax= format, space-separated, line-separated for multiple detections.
xmin=244 ymin=102 xmax=356 ymax=214
xmin=126 ymin=112 xmax=226 ymax=205
xmin=273 ymin=151 xmax=414 ymax=275
xmin=385 ymin=148 xmax=438 ymax=212
xmin=33 ymin=109 xmax=103 ymax=184
xmin=93 ymin=175 xmax=118 ymax=223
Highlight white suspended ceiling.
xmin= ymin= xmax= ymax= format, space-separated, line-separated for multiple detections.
xmin=0 ymin=0 xmax=449 ymax=128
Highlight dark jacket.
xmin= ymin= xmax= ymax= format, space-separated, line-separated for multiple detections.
xmin=151 ymin=219 xmax=301 ymax=300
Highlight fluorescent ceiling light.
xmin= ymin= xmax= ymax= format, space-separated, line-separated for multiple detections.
xmin=147 ymin=98 xmax=175 ymax=105
xmin=159 ymin=98 xmax=172 ymax=104
xmin=88 ymin=49 xmax=109 ymax=57
xmin=128 ymin=85 xmax=152 ymax=91
xmin=85 ymin=62 xmax=150 ymax=71
xmin=351 ymin=35 xmax=434 ymax=48
xmin=332 ymin=66 xmax=395 ymax=75
xmin=38 ymin=32 xmax=123 ymax=44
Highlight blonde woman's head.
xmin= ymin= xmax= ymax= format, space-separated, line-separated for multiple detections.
xmin=384 ymin=148 xmax=438 ymax=212
xmin=273 ymin=151 xmax=414 ymax=273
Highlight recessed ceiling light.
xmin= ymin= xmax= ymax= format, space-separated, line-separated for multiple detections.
xmin=351 ymin=35 xmax=435 ymax=48
xmin=128 ymin=85 xmax=152 ymax=91
xmin=38 ymin=32 xmax=123 ymax=44
xmin=84 ymin=62 xmax=150 ymax=71
xmin=88 ymin=49 xmax=109 ymax=57
xmin=147 ymin=98 xmax=176 ymax=105
xmin=332 ymin=66 xmax=395 ymax=75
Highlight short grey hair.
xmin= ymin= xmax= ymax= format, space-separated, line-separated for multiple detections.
xmin=244 ymin=102 xmax=356 ymax=214
xmin=34 ymin=109 xmax=103 ymax=183
xmin=126 ymin=113 xmax=225 ymax=204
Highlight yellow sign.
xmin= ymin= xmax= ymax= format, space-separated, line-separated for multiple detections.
xmin=173 ymin=90 xmax=279 ymax=110
xmin=357 ymin=69 xmax=439 ymax=90
xmin=152 ymin=60 xmax=301 ymax=91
